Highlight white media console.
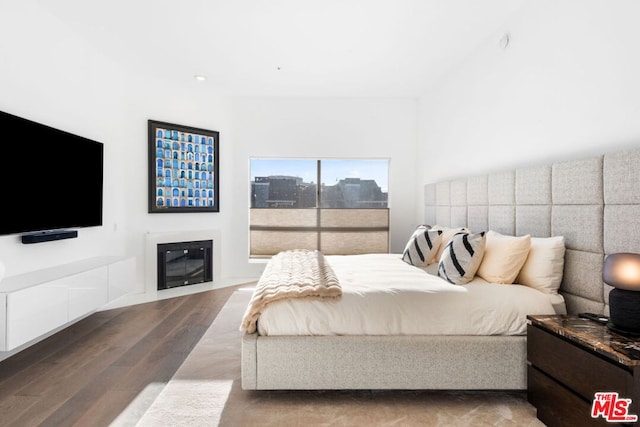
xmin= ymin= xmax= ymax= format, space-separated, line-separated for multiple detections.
xmin=0 ymin=256 xmax=135 ymax=357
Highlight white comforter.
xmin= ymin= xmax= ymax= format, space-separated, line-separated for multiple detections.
xmin=256 ymin=253 xmax=565 ymax=336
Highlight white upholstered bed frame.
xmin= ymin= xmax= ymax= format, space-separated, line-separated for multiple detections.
xmin=241 ymin=146 xmax=640 ymax=390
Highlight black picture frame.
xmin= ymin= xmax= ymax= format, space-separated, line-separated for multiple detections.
xmin=148 ymin=120 xmax=220 ymax=213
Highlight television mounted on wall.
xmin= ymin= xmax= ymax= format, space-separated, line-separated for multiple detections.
xmin=0 ymin=109 xmax=104 ymax=242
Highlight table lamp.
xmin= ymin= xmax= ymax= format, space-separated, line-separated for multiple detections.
xmin=603 ymin=252 xmax=640 ymax=336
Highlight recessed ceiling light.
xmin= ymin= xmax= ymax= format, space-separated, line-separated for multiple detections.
xmin=194 ymin=74 xmax=207 ymax=81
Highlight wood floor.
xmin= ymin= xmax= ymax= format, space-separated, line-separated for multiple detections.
xmin=0 ymin=284 xmax=244 ymax=427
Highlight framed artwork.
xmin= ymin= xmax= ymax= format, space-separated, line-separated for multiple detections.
xmin=148 ymin=120 xmax=219 ymax=213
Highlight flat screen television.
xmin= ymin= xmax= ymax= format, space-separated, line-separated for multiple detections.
xmin=0 ymin=109 xmax=103 ymax=238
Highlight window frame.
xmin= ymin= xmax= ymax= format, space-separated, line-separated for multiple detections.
xmin=249 ymin=157 xmax=390 ymax=257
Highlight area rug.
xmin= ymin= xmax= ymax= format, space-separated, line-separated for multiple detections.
xmin=123 ymin=287 xmax=544 ymax=426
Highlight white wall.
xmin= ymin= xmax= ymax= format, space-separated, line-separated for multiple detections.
xmin=118 ymin=93 xmax=418 ymax=290
xmin=230 ymin=97 xmax=419 ymax=257
xmin=7 ymin=0 xmax=638 ymax=290
xmin=0 ymin=1 xmax=419 ymax=292
xmin=417 ymin=0 xmax=640 ymax=188
xmin=117 ymin=74 xmax=241 ymax=289
xmin=0 ymin=1 xmax=127 ymax=276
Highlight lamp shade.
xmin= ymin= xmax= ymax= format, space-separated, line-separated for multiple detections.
xmin=603 ymin=252 xmax=640 ymax=290
xmin=603 ymin=253 xmax=640 ymax=336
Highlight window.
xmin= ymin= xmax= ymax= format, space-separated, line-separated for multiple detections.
xmin=249 ymin=158 xmax=389 ymax=257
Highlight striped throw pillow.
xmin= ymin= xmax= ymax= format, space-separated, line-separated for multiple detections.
xmin=402 ymin=226 xmax=443 ymax=267
xmin=437 ymin=232 xmax=486 ymax=285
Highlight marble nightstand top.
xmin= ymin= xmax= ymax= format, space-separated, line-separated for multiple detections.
xmin=528 ymin=314 xmax=640 ymax=368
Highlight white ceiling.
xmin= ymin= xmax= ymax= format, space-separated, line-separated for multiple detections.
xmin=39 ymin=0 xmax=526 ymax=98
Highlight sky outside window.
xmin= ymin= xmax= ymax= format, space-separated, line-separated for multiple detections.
xmin=250 ymin=158 xmax=389 ymax=191
xmin=250 ymin=159 xmax=317 ymax=183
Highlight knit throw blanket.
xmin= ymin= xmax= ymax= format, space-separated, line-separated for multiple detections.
xmin=240 ymin=249 xmax=342 ymax=334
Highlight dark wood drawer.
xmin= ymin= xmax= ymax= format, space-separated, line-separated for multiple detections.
xmin=528 ymin=324 xmax=632 ymax=400
xmin=528 ymin=365 xmax=609 ymax=427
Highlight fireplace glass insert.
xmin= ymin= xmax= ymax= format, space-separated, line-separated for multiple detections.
xmin=157 ymin=240 xmax=213 ymax=289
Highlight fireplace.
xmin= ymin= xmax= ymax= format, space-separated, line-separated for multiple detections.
xmin=157 ymin=240 xmax=213 ymax=290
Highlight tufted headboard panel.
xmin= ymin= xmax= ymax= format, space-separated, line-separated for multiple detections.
xmin=424 ymin=147 xmax=640 ymax=315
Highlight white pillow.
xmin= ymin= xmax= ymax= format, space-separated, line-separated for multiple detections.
xmin=516 ymin=236 xmax=566 ymax=294
xmin=430 ymin=225 xmax=471 ymax=264
xmin=476 ymin=230 xmax=531 ymax=284
xmin=402 ymin=225 xmax=443 ymax=267
xmin=437 ymin=232 xmax=486 ymax=285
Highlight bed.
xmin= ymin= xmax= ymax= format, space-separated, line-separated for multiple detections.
xmin=241 ymin=146 xmax=640 ymax=390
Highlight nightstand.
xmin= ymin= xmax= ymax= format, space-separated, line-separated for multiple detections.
xmin=527 ymin=315 xmax=640 ymax=426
